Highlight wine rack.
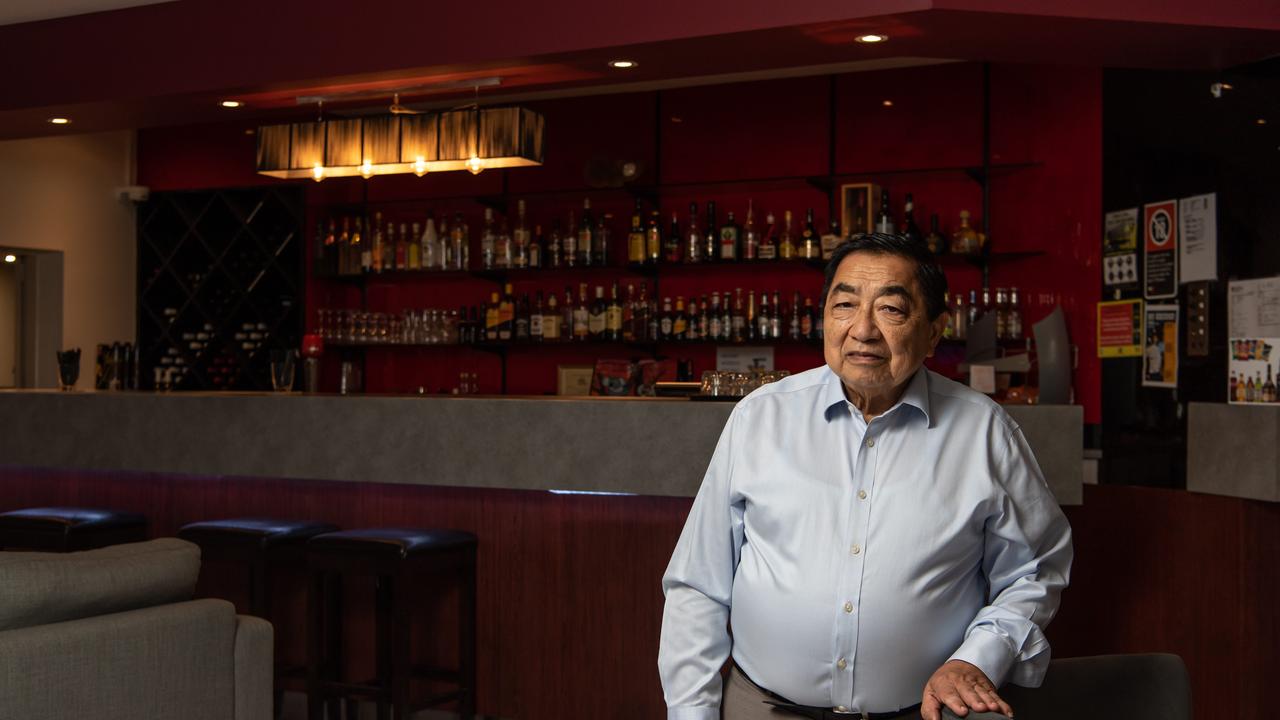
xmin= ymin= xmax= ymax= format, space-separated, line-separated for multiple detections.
xmin=137 ymin=186 xmax=304 ymax=390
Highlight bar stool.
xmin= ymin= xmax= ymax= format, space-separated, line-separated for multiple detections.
xmin=178 ymin=518 xmax=339 ymax=715
xmin=306 ymin=527 xmax=478 ymax=720
xmin=0 ymin=506 xmax=147 ymax=551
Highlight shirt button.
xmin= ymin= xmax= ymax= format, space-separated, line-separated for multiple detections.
xmin=865 ymin=438 xmax=875 ymax=448
xmin=850 ymin=544 xmax=862 ymax=555
xmin=837 ymin=658 xmax=848 ymax=670
xmin=844 ymin=601 xmax=854 ymax=613
xmin=857 ymin=490 xmax=867 ymax=500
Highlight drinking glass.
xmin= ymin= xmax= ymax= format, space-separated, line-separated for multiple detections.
xmin=55 ymin=348 xmax=81 ymax=391
xmin=270 ymin=349 xmax=297 ymax=392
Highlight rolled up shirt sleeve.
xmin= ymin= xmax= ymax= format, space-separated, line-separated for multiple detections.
xmin=658 ymin=405 xmax=747 ymax=719
xmin=949 ymin=426 xmax=1073 ymax=688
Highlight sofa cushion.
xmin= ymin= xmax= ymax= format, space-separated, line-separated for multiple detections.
xmin=0 ymin=537 xmax=200 ymax=631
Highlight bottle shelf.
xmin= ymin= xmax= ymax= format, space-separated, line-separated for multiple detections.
xmin=315 ymin=257 xmax=828 ymax=284
xmin=325 ymin=337 xmax=823 ymax=351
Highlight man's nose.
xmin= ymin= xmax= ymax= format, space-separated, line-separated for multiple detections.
xmin=847 ymin=306 xmax=882 ymax=343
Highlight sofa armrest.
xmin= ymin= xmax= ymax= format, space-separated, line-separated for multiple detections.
xmin=233 ymin=614 xmax=273 ymax=720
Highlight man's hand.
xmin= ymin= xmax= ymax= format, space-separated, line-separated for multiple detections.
xmin=920 ymin=660 xmax=1013 ymax=719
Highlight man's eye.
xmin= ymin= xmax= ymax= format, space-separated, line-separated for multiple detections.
xmin=880 ymin=305 xmax=905 ymax=315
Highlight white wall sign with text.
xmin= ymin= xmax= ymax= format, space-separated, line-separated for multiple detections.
xmin=1179 ymin=193 xmax=1217 ymax=284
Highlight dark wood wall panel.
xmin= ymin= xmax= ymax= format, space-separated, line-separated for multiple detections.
xmin=2 ymin=469 xmax=1271 ymax=718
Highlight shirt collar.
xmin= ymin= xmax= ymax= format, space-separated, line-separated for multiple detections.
xmin=822 ymin=365 xmax=933 ymax=427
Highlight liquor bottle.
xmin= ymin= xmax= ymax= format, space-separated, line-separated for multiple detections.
xmin=338 ymin=217 xmax=351 ymax=275
xmin=451 ymin=212 xmax=467 ymax=270
xmin=1246 ymin=374 xmax=1256 ymax=403
xmin=1265 ymin=365 xmax=1276 ymax=403
xmin=579 ymin=199 xmax=595 ymax=267
xmin=1007 ymin=287 xmax=1023 ymax=339
xmin=1236 ymin=372 xmax=1248 ymax=402
xmin=480 ymin=208 xmax=496 ymax=269
xmin=562 ymin=286 xmax=575 ymax=340
xmin=371 ymin=213 xmax=384 ymax=272
xmin=438 ymin=216 xmax=451 ymax=268
xmin=698 ymin=295 xmax=711 ymax=340
xmin=779 ymin=211 xmax=796 ymax=259
xmin=549 ymin=220 xmax=563 ymax=268
xmin=743 ymin=201 xmax=759 ymax=261
xmin=980 ymin=288 xmax=993 ymax=330
xmin=515 ymin=293 xmax=531 ymax=341
xmin=821 ymin=218 xmax=841 ymax=260
xmin=531 ymin=291 xmax=545 ymax=342
xmin=902 ymin=194 xmax=923 ymax=245
xmin=500 ymin=217 xmax=513 ymax=268
xmin=408 ymin=222 xmax=421 ymax=270
xmin=543 ymin=292 xmax=561 ymax=341
xmin=731 ymin=288 xmax=746 ymax=342
xmin=757 ymin=292 xmax=771 ymax=340
xmin=704 ymin=201 xmax=718 ymax=263
xmin=596 ymin=213 xmax=612 ymax=266
xmin=994 ymin=288 xmax=1009 ymax=340
xmin=952 ymin=293 xmax=968 ymax=340
xmin=789 ymin=292 xmax=802 ymax=340
xmin=746 ymin=290 xmax=757 ymax=340
xmin=672 ymin=297 xmax=688 ymax=340
xmin=396 ymin=222 xmax=409 ymax=270
xmin=484 ymin=292 xmax=500 ymax=342
xmin=1229 ymin=371 xmax=1238 ymax=402
xmin=573 ymin=284 xmax=590 ymax=341
xmin=708 ymin=292 xmax=723 ymax=341
xmin=758 ymin=212 xmax=778 ymax=260
xmin=924 ymin=214 xmax=946 ymax=255
xmin=514 ymin=200 xmax=531 ymax=269
xmin=588 ymin=285 xmax=607 ymax=339
xmin=623 ymin=284 xmax=637 ymax=342
xmin=770 ymin=290 xmax=782 ymax=339
xmin=421 ymin=214 xmax=437 ymax=269
xmin=851 ymin=190 xmax=868 ymax=236
xmin=320 ymin=219 xmax=336 ymax=276
xmin=355 ymin=218 xmax=370 ymax=273
xmin=665 ymin=212 xmax=682 ymax=264
xmin=967 ymin=289 xmax=980 ymax=328
xmin=628 ymin=200 xmax=646 ymax=265
xmin=498 ymin=283 xmax=515 ymax=341
xmin=640 ymin=283 xmax=657 ymax=342
xmin=564 ymin=211 xmax=578 ymax=267
xmin=801 ymin=208 xmax=819 ymax=260
xmin=685 ymin=202 xmax=702 ymax=263
xmin=719 ymin=210 xmax=741 ymax=261
xmin=720 ymin=290 xmax=732 ymax=341
xmin=801 ymin=297 xmax=815 ymax=340
xmin=689 ymin=297 xmax=704 ymax=341
xmin=529 ymin=225 xmax=543 ymax=269
xmin=646 ymin=211 xmax=662 ymax=264
xmin=606 ymin=282 xmax=623 ymax=341
xmin=874 ymin=190 xmax=895 ymax=234
xmin=951 ymin=210 xmax=980 ymax=255
xmin=659 ymin=297 xmax=674 ymax=340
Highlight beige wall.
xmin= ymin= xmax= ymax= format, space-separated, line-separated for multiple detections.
xmin=0 ymin=131 xmax=136 ymax=388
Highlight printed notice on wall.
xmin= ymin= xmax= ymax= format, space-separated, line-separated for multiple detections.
xmin=1179 ymin=193 xmax=1217 ymax=283
xmin=1228 ymin=277 xmax=1280 ymax=404
xmin=1097 ymin=299 xmax=1143 ymax=358
xmin=1103 ymin=208 xmax=1140 ymax=292
xmin=716 ymin=346 xmax=775 ymax=372
xmin=1143 ymin=200 xmax=1178 ymax=299
xmin=1142 ymin=304 xmax=1178 ymax=388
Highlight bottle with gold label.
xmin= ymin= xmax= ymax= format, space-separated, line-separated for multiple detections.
xmin=951 ymin=210 xmax=980 ymax=255
xmin=779 ymin=210 xmax=796 ymax=259
xmin=627 ymin=200 xmax=646 ymax=264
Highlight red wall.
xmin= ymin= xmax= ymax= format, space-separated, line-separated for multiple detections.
xmin=137 ymin=61 xmax=1103 ymax=421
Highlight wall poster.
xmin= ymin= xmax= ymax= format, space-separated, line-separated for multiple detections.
xmin=1178 ymin=193 xmax=1217 ymax=284
xmin=1103 ymin=208 xmax=1139 ymax=293
xmin=1228 ymin=277 xmax=1280 ymax=404
xmin=1143 ymin=200 xmax=1178 ymax=299
xmin=1097 ymin=298 xmax=1143 ymax=358
xmin=1142 ymin=304 xmax=1178 ymax=388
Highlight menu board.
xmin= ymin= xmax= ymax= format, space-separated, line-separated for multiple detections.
xmin=1227 ymin=277 xmax=1280 ymax=404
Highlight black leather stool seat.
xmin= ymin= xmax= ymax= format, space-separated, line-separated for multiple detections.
xmin=179 ymin=518 xmax=339 ymax=551
xmin=0 ymin=506 xmax=147 ymax=551
xmin=308 ymin=527 xmax=477 ymax=558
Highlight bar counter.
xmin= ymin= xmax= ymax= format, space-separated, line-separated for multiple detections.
xmin=0 ymin=390 xmax=1083 ymax=503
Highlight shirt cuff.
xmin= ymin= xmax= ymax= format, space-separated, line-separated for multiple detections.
xmin=948 ymin=628 xmax=1016 ymax=687
xmin=667 ymin=706 xmax=721 ymax=720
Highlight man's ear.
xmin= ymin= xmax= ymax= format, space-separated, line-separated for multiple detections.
xmin=926 ymin=312 xmax=949 ymax=357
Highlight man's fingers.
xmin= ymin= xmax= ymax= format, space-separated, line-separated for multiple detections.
xmin=939 ymin=686 xmax=971 ymax=716
xmin=956 ymin=683 xmax=990 ymax=713
xmin=920 ymin=693 xmax=942 ymax=720
xmin=993 ymin=695 xmax=1014 ymax=717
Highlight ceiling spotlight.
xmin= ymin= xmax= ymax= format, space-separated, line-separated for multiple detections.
xmin=3 ymin=254 xmax=15 ymax=263
xmin=882 ymin=100 xmax=894 ymax=107
xmin=856 ymin=34 xmax=888 ymax=43
xmin=608 ymin=60 xmax=638 ymax=69
xmin=47 ymin=117 xmax=71 ymax=125
xmin=1257 ymin=118 xmax=1268 ymax=126
xmin=220 ymin=100 xmax=244 ymax=108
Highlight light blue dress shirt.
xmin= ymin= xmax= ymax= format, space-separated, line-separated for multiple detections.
xmin=659 ymin=365 xmax=1072 ymax=719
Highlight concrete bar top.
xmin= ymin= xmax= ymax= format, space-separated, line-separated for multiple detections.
xmin=1187 ymin=402 xmax=1279 ymax=502
xmin=0 ymin=390 xmax=1082 ymax=503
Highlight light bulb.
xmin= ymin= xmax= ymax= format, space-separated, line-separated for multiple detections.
xmin=311 ymin=164 xmax=326 ymax=182
xmin=413 ymin=157 xmax=429 ymax=177
xmin=3 ymin=254 xmax=16 ymax=263
xmin=360 ymin=159 xmax=374 ymax=179
xmin=467 ymin=156 xmax=485 ymax=175
xmin=855 ymin=34 xmax=887 ymax=43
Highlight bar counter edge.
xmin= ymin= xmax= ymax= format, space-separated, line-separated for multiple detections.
xmin=0 ymin=391 xmax=1083 ymax=503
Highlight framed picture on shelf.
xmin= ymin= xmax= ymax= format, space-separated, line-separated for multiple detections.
xmin=557 ymin=365 xmax=595 ymax=396
xmin=840 ymin=182 xmax=883 ymax=238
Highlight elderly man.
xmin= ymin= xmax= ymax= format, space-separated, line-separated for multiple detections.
xmin=659 ymin=233 xmax=1072 ymax=720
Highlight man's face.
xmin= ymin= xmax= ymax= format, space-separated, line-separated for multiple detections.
xmin=823 ymin=251 xmax=947 ymax=414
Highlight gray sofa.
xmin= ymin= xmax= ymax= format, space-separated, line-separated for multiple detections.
xmin=0 ymin=538 xmax=272 ymax=720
